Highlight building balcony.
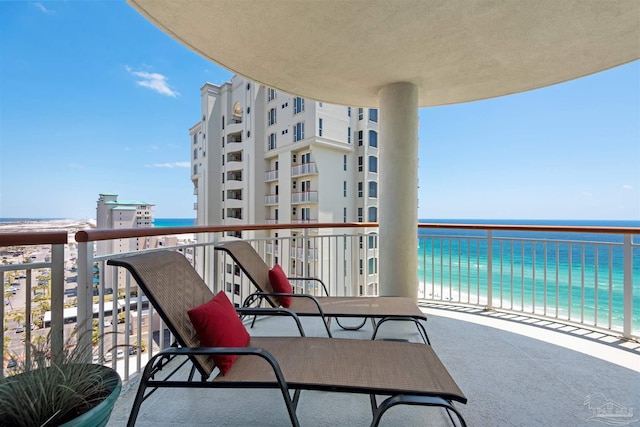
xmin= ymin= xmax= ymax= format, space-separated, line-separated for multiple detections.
xmin=264 ymin=218 xmax=278 ymax=224
xmin=1 ymin=223 xmax=638 ymax=427
xmin=103 ymin=306 xmax=638 ymax=426
xmin=291 ymin=191 xmax=318 ymax=204
xmin=264 ymin=194 xmax=279 ymax=205
xmin=264 ymin=169 xmax=279 ymax=182
xmin=291 ymin=162 xmax=318 ymax=177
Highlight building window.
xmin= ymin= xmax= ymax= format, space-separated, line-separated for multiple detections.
xmin=222 ymin=116 xmax=225 ymax=130
xmin=368 ymin=234 xmax=376 ymax=249
xmin=294 ymin=122 xmax=305 ymax=142
xmin=359 ymin=236 xmax=363 ymax=249
xmin=357 ymin=207 xmax=363 ymax=222
xmin=193 ymin=134 xmax=197 ymax=145
xmin=348 ymin=127 xmax=351 ymax=143
xmin=347 ymin=107 xmax=351 ymax=117
xmin=343 ymin=207 xmax=347 ymax=223
xmin=369 ymin=130 xmax=377 ymax=148
xmin=369 ymin=181 xmax=377 ymax=198
xmin=359 ymin=259 xmax=363 ymax=274
xmin=301 ymin=207 xmax=310 ymax=220
xmin=268 ymin=108 xmax=276 ymax=126
xmin=193 ymin=148 xmax=198 ymax=160
xmin=246 ymin=83 xmax=251 ymax=90
xmin=221 ymin=155 xmax=224 ymax=165
xmin=267 ymin=88 xmax=276 ymax=101
xmin=358 ymin=130 xmax=363 ymax=146
xmin=369 ymin=108 xmax=378 ymax=122
xmin=268 ymin=133 xmax=276 ymax=150
xmin=343 ymin=155 xmax=347 ymax=171
xmin=368 ymin=207 xmax=377 ymax=222
xmin=318 ymin=118 xmax=323 ymax=136
xmin=294 ymin=97 xmax=305 ymax=114
xmin=358 ymin=156 xmax=363 ymax=172
xmin=222 ymin=136 xmax=225 ymax=147
xmin=343 ymin=181 xmax=347 ymax=197
xmin=358 ymin=108 xmax=363 ymax=120
xmin=369 ymin=156 xmax=378 ymax=173
xmin=368 ymin=257 xmax=378 ymax=274
xmin=358 ymin=182 xmax=363 ymax=197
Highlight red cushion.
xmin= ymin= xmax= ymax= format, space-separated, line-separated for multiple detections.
xmin=268 ymin=264 xmax=293 ymax=308
xmin=187 ymin=291 xmax=250 ymax=375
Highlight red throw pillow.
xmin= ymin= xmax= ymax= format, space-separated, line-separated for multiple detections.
xmin=268 ymin=264 xmax=293 ymax=308
xmin=187 ymin=291 xmax=250 ymax=375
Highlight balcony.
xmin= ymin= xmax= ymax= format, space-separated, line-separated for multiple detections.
xmin=291 ymin=191 xmax=318 ymax=204
xmin=291 ymin=162 xmax=317 ymax=177
xmin=264 ymin=169 xmax=278 ymax=182
xmin=103 ymin=306 xmax=638 ymax=426
xmin=264 ymin=194 xmax=279 ymax=205
xmin=1 ymin=223 xmax=638 ymax=427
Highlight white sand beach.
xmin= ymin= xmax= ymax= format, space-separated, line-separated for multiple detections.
xmin=0 ymin=219 xmax=195 ymax=244
xmin=0 ymin=219 xmax=96 ymax=240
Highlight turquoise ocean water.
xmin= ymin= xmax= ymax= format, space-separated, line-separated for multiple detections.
xmin=418 ymin=219 xmax=640 ymax=333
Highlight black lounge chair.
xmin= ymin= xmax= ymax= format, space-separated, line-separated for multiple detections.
xmin=108 ymin=250 xmax=467 ymax=427
xmin=215 ymin=240 xmax=429 ymax=342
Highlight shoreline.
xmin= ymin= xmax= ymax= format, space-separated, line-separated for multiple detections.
xmin=0 ymin=219 xmax=194 ymax=244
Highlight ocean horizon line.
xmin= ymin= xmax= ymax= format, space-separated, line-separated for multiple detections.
xmin=2 ymin=217 xmax=639 ymax=225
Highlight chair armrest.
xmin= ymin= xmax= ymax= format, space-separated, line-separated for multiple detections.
xmin=287 ymin=277 xmax=330 ymax=296
xmin=235 ymin=307 xmax=306 ymax=336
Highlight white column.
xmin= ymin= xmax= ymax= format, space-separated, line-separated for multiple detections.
xmin=378 ymin=82 xmax=419 ymax=300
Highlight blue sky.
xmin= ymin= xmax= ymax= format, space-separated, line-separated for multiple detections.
xmin=1 ymin=1 xmax=638 ymax=221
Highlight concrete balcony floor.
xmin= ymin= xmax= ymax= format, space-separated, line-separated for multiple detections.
xmin=107 ymin=304 xmax=640 ymax=426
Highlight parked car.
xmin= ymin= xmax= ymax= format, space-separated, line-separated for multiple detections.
xmin=116 ymin=350 xmax=125 ymax=359
xmin=7 ymin=359 xmax=17 ymax=369
xmin=15 ymin=326 xmax=24 ymax=333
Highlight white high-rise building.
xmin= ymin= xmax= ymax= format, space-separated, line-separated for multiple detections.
xmin=190 ymin=76 xmax=380 ymax=299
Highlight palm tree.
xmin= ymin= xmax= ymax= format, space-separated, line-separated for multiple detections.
xmin=4 ymin=291 xmax=13 ymax=310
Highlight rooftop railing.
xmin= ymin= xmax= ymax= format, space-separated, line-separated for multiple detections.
xmin=2 ymin=222 xmax=638 ymax=381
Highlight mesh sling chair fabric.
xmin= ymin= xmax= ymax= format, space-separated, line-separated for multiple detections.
xmin=108 ymin=250 xmax=467 ymax=427
xmin=215 ymin=240 xmax=429 ymax=342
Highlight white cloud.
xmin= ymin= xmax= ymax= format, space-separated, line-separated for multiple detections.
xmin=148 ymin=162 xmax=190 ymax=168
xmin=581 ymin=191 xmax=593 ymax=197
xmin=33 ymin=2 xmax=55 ymax=14
xmin=622 ymin=184 xmax=634 ymax=190
xmin=125 ymin=66 xmax=179 ymax=97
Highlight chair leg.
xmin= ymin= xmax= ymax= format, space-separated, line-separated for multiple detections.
xmin=371 ymin=317 xmax=430 ymax=345
xmin=335 ymin=317 xmax=368 ymax=330
xmin=369 ymin=394 xmax=467 ymax=427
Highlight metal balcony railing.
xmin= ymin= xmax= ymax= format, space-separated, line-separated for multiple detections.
xmin=2 ymin=222 xmax=638 ymax=385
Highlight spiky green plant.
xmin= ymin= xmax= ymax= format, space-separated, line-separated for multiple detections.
xmin=0 ymin=330 xmax=121 ymax=427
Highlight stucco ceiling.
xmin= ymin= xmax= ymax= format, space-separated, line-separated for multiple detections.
xmin=129 ymin=0 xmax=640 ymax=107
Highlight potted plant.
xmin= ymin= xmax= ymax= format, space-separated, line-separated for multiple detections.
xmin=0 ymin=330 xmax=122 ymax=427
